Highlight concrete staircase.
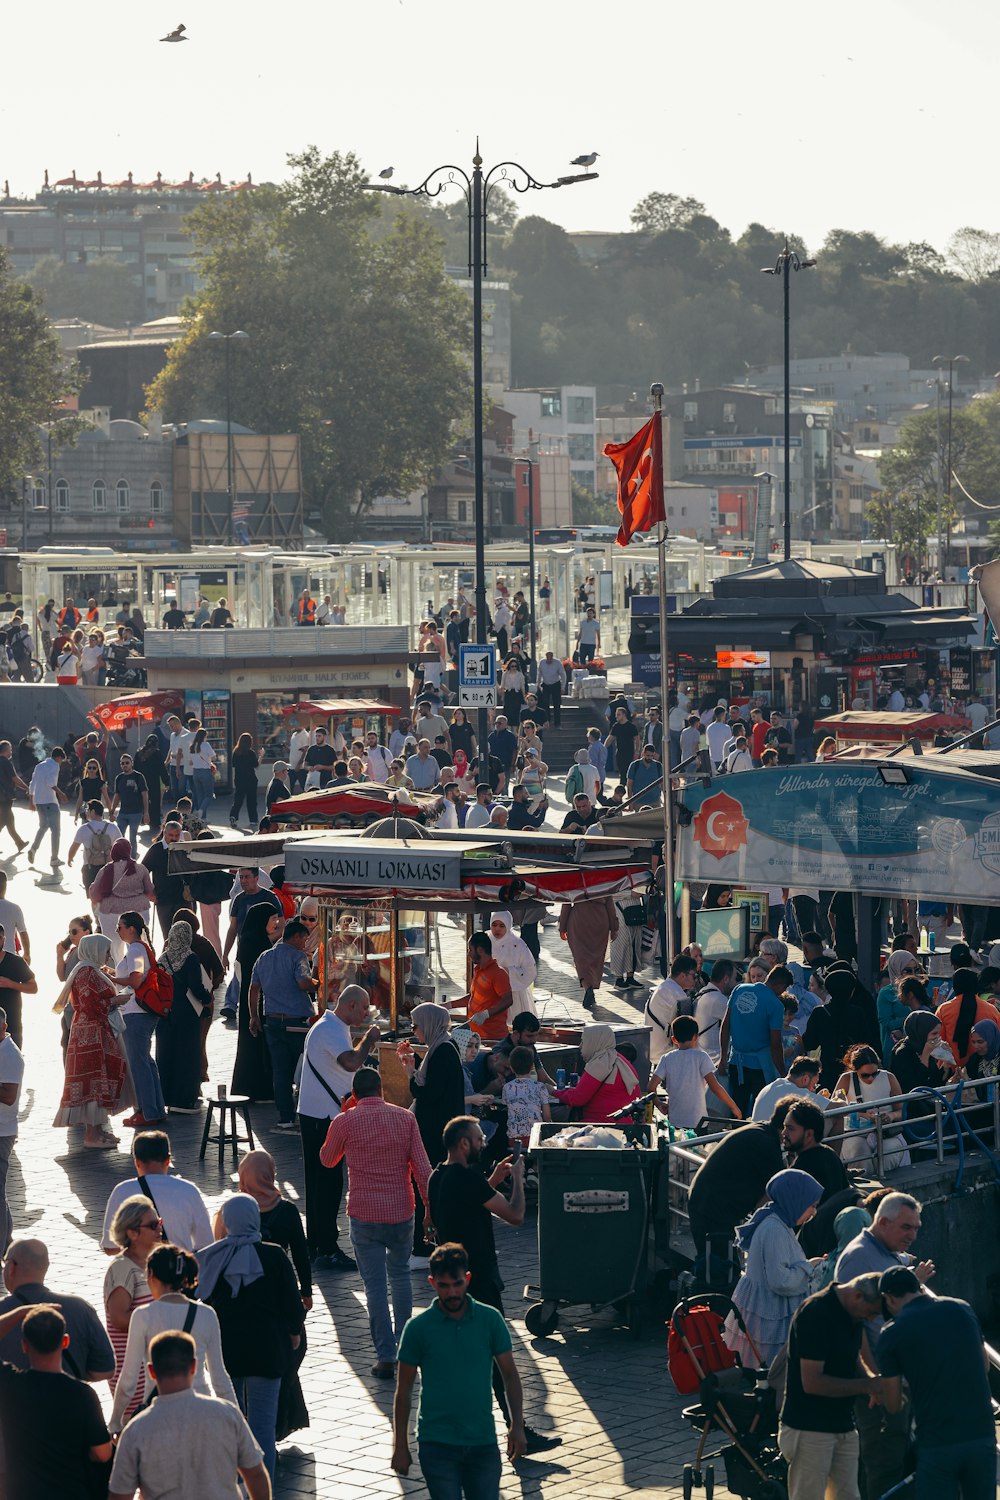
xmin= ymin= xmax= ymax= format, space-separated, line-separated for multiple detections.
xmin=537 ymin=701 xmax=610 ymax=773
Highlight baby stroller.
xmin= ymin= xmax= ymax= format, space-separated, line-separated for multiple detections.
xmin=668 ymin=1293 xmax=787 ymax=1499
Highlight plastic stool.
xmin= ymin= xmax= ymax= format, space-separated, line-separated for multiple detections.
xmin=199 ymin=1094 xmax=256 ymax=1166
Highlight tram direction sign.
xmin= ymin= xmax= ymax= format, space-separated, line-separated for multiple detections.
xmin=459 ymin=643 xmax=498 ymax=708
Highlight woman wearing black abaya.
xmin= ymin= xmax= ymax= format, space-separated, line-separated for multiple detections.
xmin=231 ymin=904 xmax=280 ymax=1100
xmin=802 ymin=966 xmax=878 ymax=1091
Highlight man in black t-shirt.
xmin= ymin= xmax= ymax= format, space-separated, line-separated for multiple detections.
xmin=0 ymin=742 xmax=28 ymax=856
xmin=781 ymin=1099 xmax=849 ymax=1204
xmin=428 ymin=1116 xmax=559 ymax=1455
xmin=779 ymin=1276 xmax=883 ymax=1497
xmin=560 ymin=793 xmax=600 ymax=835
xmin=686 ymin=1105 xmax=789 ymax=1285
xmin=0 ymin=1304 xmax=112 ymax=1500
xmin=161 ymin=604 xmax=187 ymax=630
xmin=304 ymin=730 xmax=336 ymax=787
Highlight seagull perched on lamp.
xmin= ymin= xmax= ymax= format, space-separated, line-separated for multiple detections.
xmin=570 ymin=151 xmax=598 ymax=167
xmin=378 ymin=166 xmax=394 ymax=180
xmin=160 ymin=22 xmax=187 ymax=41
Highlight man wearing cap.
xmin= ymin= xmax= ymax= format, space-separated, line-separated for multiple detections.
xmin=878 ymin=1267 xmax=995 ymax=1499
xmin=779 ymin=1274 xmax=884 ymax=1500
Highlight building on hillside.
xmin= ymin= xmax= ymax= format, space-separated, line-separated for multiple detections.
xmin=664 ymin=481 xmax=718 ymax=541
xmin=77 ymin=328 xmax=180 ymax=421
xmin=502 ymin=386 xmax=597 ymax=493
xmin=0 ymin=174 xmax=259 ymax=318
xmin=749 ymin=353 xmax=982 ymax=426
xmin=664 ymin=385 xmax=835 ymax=544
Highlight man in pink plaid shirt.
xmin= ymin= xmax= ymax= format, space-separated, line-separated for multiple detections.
xmin=320 ymin=1067 xmax=432 ymax=1379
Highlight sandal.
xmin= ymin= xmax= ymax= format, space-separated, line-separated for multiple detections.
xmin=84 ymin=1137 xmax=117 ymax=1150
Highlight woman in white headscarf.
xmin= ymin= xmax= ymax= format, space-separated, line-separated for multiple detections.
xmin=553 ymin=1023 xmax=640 ymax=1122
xmin=489 ymin=911 xmax=538 ymax=1020
xmin=53 ymin=933 xmax=133 ymax=1148
xmin=397 ymin=1003 xmax=464 ymax=1258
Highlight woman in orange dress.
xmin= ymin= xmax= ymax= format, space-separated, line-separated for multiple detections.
xmin=53 ymin=933 xmax=132 ymax=1149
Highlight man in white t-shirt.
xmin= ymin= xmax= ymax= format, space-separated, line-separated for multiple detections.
xmin=0 ymin=876 xmax=30 ymax=961
xmin=364 ymin=733 xmax=393 ymax=785
xmin=652 ymin=1015 xmax=740 ymax=1129
xmin=287 ymin=721 xmax=312 ymax=794
xmin=166 ymin=716 xmax=193 ymax=802
xmin=705 ymin=708 xmax=731 ymax=770
xmin=101 ymin=1130 xmax=212 ymax=1253
xmin=646 ymin=954 xmax=699 ymax=1064
xmin=967 ymin=695 xmax=990 ymax=732
xmin=694 ymin=959 xmax=740 ymax=1067
xmin=0 ymin=1008 xmax=24 ymax=1249
xmin=751 ymin=1056 xmax=832 ymax=1123
xmin=298 ymin=985 xmax=380 ymax=1271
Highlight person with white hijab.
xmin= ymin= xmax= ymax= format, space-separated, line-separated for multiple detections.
xmin=552 ymin=1023 xmax=640 ymax=1122
xmin=489 ymin=911 xmax=538 ymax=1019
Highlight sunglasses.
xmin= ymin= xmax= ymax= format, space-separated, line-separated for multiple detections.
xmin=301 ymin=915 xmax=318 ymax=924
xmin=140 ymin=1217 xmax=162 ymax=1231
xmin=858 ymin=1070 xmax=879 ymax=1082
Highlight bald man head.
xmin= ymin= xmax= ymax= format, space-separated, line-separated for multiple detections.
xmin=4 ymin=1239 xmax=49 ymax=1292
xmin=334 ymin=985 xmax=372 ymax=1025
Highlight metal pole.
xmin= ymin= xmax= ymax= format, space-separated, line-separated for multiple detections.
xmin=945 ymin=359 xmax=954 ymax=574
xmin=225 ymin=337 xmax=234 ymax=547
xmin=783 ymin=254 xmax=791 ymax=561
xmin=471 ymin=146 xmax=489 ymax=751
xmin=527 ymin=441 xmax=537 ymax=668
xmin=652 ymin=382 xmax=677 ymax=967
xmin=935 ymin=380 xmax=943 ymax=573
xmin=47 ymin=428 xmax=53 ymax=545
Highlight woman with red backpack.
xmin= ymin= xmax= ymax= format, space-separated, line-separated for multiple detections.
xmin=115 ymin=911 xmax=167 ymax=1129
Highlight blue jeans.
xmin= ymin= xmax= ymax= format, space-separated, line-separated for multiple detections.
xmin=30 ymin=802 xmax=60 ymax=861
xmin=915 ymin=1438 xmax=996 ymax=1500
xmin=168 ymin=764 xmax=185 ymax=802
xmin=123 ymin=1010 xmax=166 ymax=1121
xmin=191 ymin=767 xmax=214 ymax=819
xmin=349 ymin=1216 xmax=413 ymax=1362
xmin=236 ymin=1374 xmax=281 ymax=1485
xmin=117 ymin=811 xmax=142 ymax=854
xmin=263 ymin=1017 xmax=306 ymax=1122
xmin=418 ymin=1441 xmax=501 ymax=1500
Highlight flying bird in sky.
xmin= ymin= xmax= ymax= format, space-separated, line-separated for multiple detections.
xmin=378 ymin=167 xmax=394 ymax=180
xmin=570 ymin=151 xmax=598 ymax=167
xmin=160 ymin=22 xmax=187 ymax=42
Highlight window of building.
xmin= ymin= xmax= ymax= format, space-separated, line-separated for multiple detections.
xmin=456 ymin=500 xmax=468 ymax=522
xmin=764 ymin=398 xmax=777 ymax=415
xmin=116 ymin=479 xmax=130 ymax=513
xmin=150 ymin=480 xmax=163 ymax=514
xmin=92 ymin=479 xmax=106 ymax=512
xmin=54 ymin=479 xmax=70 ymax=513
xmin=541 ymin=394 xmax=561 ymax=417
xmin=32 ymin=482 xmax=46 ymax=509
xmin=849 ymin=484 xmax=865 ymax=500
xmin=568 ymin=434 xmax=593 ymax=461
xmin=684 ymin=401 xmax=698 ymax=423
xmin=722 ymin=403 xmax=736 ymax=425
xmin=568 ymin=395 xmax=593 ymax=424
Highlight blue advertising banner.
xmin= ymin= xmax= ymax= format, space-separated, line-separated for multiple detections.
xmin=677 ymin=761 xmax=1000 ymax=904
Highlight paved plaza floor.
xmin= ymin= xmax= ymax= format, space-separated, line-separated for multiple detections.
xmin=0 ymin=797 xmax=702 ymax=1499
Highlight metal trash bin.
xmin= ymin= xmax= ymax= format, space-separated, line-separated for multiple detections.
xmin=523 ymin=1121 xmax=659 ymax=1338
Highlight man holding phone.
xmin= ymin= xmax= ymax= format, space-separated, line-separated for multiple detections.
xmin=427 ymin=1117 xmax=560 ymax=1456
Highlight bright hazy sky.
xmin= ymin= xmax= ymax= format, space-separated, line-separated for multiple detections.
xmin=4 ymin=0 xmax=997 ymax=255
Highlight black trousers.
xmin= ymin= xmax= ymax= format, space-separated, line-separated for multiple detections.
xmin=0 ymin=803 xmax=22 ymax=850
xmin=538 ymin=681 xmax=561 ymax=726
xmin=231 ymin=784 xmax=258 ymax=826
xmin=299 ymin=1112 xmax=343 ymax=1252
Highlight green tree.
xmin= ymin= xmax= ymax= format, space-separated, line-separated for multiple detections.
xmin=865 ymin=487 xmax=935 ymax=557
xmin=0 ymin=248 xmax=80 ymax=496
xmin=630 ymin=192 xmax=706 ymax=233
xmin=146 ymin=148 xmax=471 ymax=536
xmin=571 ymin=482 xmax=618 ymax=525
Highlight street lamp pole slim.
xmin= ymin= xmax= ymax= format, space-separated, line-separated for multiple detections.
xmin=526 ymin=437 xmax=537 ymax=666
xmin=364 ymin=145 xmax=597 ymax=747
xmin=762 ymin=241 xmax=815 ymax=561
xmin=931 ymin=355 xmax=968 ymax=574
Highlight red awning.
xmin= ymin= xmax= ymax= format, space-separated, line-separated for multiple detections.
xmin=88 ymin=689 xmax=186 ymax=733
xmin=280 ymin=699 xmax=402 ymax=719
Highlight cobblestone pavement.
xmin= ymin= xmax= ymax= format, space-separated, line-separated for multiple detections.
xmin=0 ymin=794 xmax=702 ymax=1500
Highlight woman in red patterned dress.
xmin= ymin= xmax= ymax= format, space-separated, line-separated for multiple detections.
xmin=53 ymin=933 xmax=132 ymax=1148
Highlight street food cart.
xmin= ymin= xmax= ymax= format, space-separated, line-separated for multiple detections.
xmin=268 ymin=783 xmax=442 ymax=829
xmin=278 ymin=699 xmax=402 ymax=758
xmin=814 ymin=709 xmax=967 ymax=755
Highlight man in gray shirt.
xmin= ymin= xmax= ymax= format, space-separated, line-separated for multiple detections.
xmin=0 ymin=1238 xmax=114 ymax=1381
xmin=536 ymin=651 xmax=566 ymax=726
xmin=109 ymin=1330 xmax=268 ymax=1500
xmin=405 ymin=740 xmax=440 ymax=792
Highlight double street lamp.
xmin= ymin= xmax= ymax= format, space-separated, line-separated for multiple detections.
xmin=931 ymin=353 xmax=969 ymax=573
xmin=207 ymin=329 xmax=250 ymax=545
xmin=761 ymin=241 xmax=815 ymax=561
xmin=364 ymin=143 xmax=597 ymax=745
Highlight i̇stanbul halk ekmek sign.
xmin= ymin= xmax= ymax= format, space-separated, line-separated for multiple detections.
xmin=677 ymin=761 xmax=1000 ymax=905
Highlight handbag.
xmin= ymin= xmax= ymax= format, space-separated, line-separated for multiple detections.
xmin=623 ymin=899 xmax=648 ymax=927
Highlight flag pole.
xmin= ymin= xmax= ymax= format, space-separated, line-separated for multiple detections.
xmin=650 ymin=381 xmax=677 ymax=966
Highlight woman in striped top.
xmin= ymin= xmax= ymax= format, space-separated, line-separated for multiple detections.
xmin=103 ymin=1195 xmax=161 ymax=1422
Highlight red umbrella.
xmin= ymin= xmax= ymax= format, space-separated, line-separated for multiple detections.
xmin=88 ymin=689 xmax=185 ymax=734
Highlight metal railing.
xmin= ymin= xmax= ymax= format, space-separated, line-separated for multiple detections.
xmin=664 ymin=1075 xmax=1000 ymax=1243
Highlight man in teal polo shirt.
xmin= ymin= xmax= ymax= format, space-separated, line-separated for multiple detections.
xmin=392 ymin=1242 xmax=525 ymax=1498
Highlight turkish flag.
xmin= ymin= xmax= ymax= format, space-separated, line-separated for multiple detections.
xmin=604 ymin=411 xmax=665 ymax=546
